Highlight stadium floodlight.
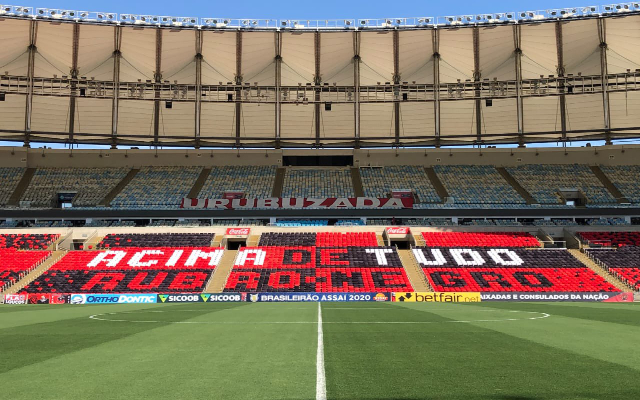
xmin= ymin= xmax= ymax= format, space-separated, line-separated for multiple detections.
xmin=77 ymin=11 xmax=89 ymax=20
xmin=120 ymin=14 xmax=139 ymax=23
xmin=358 ymin=19 xmax=369 ymax=27
xmin=561 ymin=8 xmax=578 ymax=17
xmin=11 ymin=5 xmax=31 ymax=15
xmin=96 ymin=12 xmax=116 ymax=22
xmin=582 ymin=6 xmax=599 ymax=14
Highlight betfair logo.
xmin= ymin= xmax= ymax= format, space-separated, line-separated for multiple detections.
xmin=394 ymin=292 xmax=481 ymax=302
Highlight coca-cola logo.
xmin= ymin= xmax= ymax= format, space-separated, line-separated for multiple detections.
xmin=226 ymin=228 xmax=250 ymax=236
xmin=386 ymin=227 xmax=409 ymax=235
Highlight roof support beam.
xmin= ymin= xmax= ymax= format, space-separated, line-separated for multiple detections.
xmin=314 ymin=31 xmax=321 ymax=148
xmin=353 ymin=31 xmax=361 ymax=148
xmin=514 ymin=24 xmax=525 ymax=148
xmin=111 ymin=26 xmax=122 ymax=149
xmin=24 ymin=20 xmax=37 ymax=148
xmin=275 ymin=31 xmax=282 ymax=149
xmin=555 ymin=21 xmax=568 ymax=143
xmin=195 ymin=30 xmax=203 ymax=149
xmin=393 ymin=29 xmax=400 ymax=147
xmin=235 ymin=30 xmax=242 ymax=148
xmin=153 ymin=28 xmax=163 ymax=148
xmin=68 ymin=23 xmax=80 ymax=146
xmin=473 ymin=26 xmax=482 ymax=145
xmin=433 ymin=29 xmax=441 ymax=148
xmin=598 ymin=18 xmax=612 ymax=145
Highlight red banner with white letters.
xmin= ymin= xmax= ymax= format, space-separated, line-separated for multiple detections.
xmin=181 ymin=197 xmax=414 ymax=210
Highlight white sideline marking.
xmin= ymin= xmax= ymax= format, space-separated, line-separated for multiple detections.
xmin=88 ymin=310 xmax=551 ymax=325
xmin=316 ymin=302 xmax=327 ymax=400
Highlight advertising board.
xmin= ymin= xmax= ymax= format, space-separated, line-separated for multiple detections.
xmin=393 ymin=292 xmax=482 ymax=302
xmin=70 ymin=294 xmax=158 ymax=305
xmin=247 ymin=292 xmax=390 ymax=302
xmin=480 ymin=292 xmax=635 ymax=302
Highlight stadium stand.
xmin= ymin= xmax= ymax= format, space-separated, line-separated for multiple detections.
xmin=506 ymin=164 xmax=616 ymax=205
xmin=224 ymin=246 xmax=412 ymax=292
xmin=20 ymin=247 xmax=224 ymax=294
xmin=578 ymin=232 xmax=640 ymax=247
xmin=600 ymin=166 xmax=640 ymax=204
xmin=111 ymin=167 xmax=201 ymax=209
xmin=420 ymin=232 xmax=541 ymax=248
xmin=359 ymin=166 xmax=440 ymax=203
xmin=21 ymin=168 xmax=129 ymax=207
xmin=281 ymin=168 xmax=354 ymax=198
xmin=98 ymin=233 xmax=215 ymax=249
xmin=258 ymin=232 xmax=377 ymax=247
xmin=413 ymin=247 xmax=619 ymax=292
xmin=0 ymin=249 xmax=52 ymax=290
xmin=586 ymin=247 xmax=640 ymax=291
xmin=0 ymin=234 xmax=59 ymax=250
xmin=198 ymin=166 xmax=277 ymax=199
xmin=434 ymin=166 xmax=525 ymax=206
xmin=0 ymin=168 xmax=25 ymax=206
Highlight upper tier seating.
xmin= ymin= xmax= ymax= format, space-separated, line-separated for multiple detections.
xmin=20 ymin=247 xmax=224 ymax=293
xmin=224 ymin=246 xmax=412 ymax=292
xmin=0 ymin=168 xmax=25 ymax=206
xmin=360 ymin=166 xmax=440 ymax=203
xmin=434 ymin=165 xmax=525 ymax=206
xmin=578 ymin=232 xmax=640 ymax=247
xmin=413 ymin=247 xmax=618 ymax=292
xmin=97 ymin=233 xmax=215 ymax=249
xmin=586 ymin=247 xmax=640 ymax=291
xmin=506 ymin=164 xmax=615 ymax=205
xmin=198 ymin=166 xmax=276 ymax=199
xmin=111 ymin=167 xmax=201 ymax=209
xmin=281 ymin=168 xmax=354 ymax=198
xmin=258 ymin=232 xmax=378 ymax=247
xmin=21 ymin=168 xmax=129 ymax=207
xmin=421 ymin=232 xmax=540 ymax=248
xmin=600 ymin=166 xmax=640 ymax=204
xmin=0 ymin=234 xmax=59 ymax=250
xmin=0 ymin=248 xmax=51 ymax=289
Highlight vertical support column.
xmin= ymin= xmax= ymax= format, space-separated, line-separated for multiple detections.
xmin=24 ymin=20 xmax=37 ymax=148
xmin=555 ymin=21 xmax=568 ymax=143
xmin=235 ymin=30 xmax=242 ymax=148
xmin=314 ymin=31 xmax=321 ymax=148
xmin=275 ymin=31 xmax=282 ymax=148
xmin=153 ymin=28 xmax=163 ymax=147
xmin=195 ymin=29 xmax=203 ymax=149
xmin=598 ymin=18 xmax=612 ymax=145
xmin=473 ymin=27 xmax=482 ymax=145
xmin=393 ymin=29 xmax=400 ymax=147
xmin=111 ymin=26 xmax=122 ymax=149
xmin=68 ymin=23 xmax=80 ymax=146
xmin=433 ymin=29 xmax=441 ymax=148
xmin=353 ymin=31 xmax=361 ymax=148
xmin=514 ymin=25 xmax=525 ymax=147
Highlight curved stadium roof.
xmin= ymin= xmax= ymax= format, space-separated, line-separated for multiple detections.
xmin=0 ymin=4 xmax=640 ymax=148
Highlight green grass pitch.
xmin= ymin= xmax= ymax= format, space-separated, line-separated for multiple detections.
xmin=1 ymin=302 xmax=640 ymax=399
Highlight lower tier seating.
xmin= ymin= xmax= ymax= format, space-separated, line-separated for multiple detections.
xmin=20 ymin=247 xmax=223 ymax=293
xmin=413 ymin=247 xmax=617 ymax=292
xmin=98 ymin=233 xmax=215 ymax=248
xmin=420 ymin=232 xmax=540 ymax=248
xmin=0 ymin=248 xmax=52 ymax=288
xmin=586 ymin=248 xmax=640 ymax=291
xmin=0 ymin=234 xmax=60 ymax=250
xmin=258 ymin=232 xmax=378 ymax=247
xmin=224 ymin=246 xmax=412 ymax=292
xmin=578 ymin=232 xmax=640 ymax=247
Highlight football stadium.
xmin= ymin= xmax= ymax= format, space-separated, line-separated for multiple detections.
xmin=1 ymin=1 xmax=640 ymax=398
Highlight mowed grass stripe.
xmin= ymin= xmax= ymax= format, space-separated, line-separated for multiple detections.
xmin=323 ymin=302 xmax=640 ymax=400
xmin=0 ymin=303 xmax=318 ymax=400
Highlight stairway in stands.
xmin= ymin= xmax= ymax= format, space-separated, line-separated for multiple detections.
xmin=205 ymin=250 xmax=238 ymax=293
xmin=496 ymin=167 xmax=537 ymax=205
xmin=567 ymin=249 xmax=634 ymax=291
xmin=100 ymin=168 xmax=139 ymax=206
xmin=351 ymin=167 xmax=364 ymax=197
xmin=188 ymin=168 xmax=212 ymax=199
xmin=397 ymin=250 xmax=431 ymax=292
xmin=0 ymin=250 xmax=67 ymax=296
xmin=8 ymin=168 xmax=36 ymax=206
xmin=272 ymin=168 xmax=286 ymax=197
xmin=590 ymin=166 xmax=629 ymax=204
xmin=424 ymin=167 xmax=449 ymax=202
